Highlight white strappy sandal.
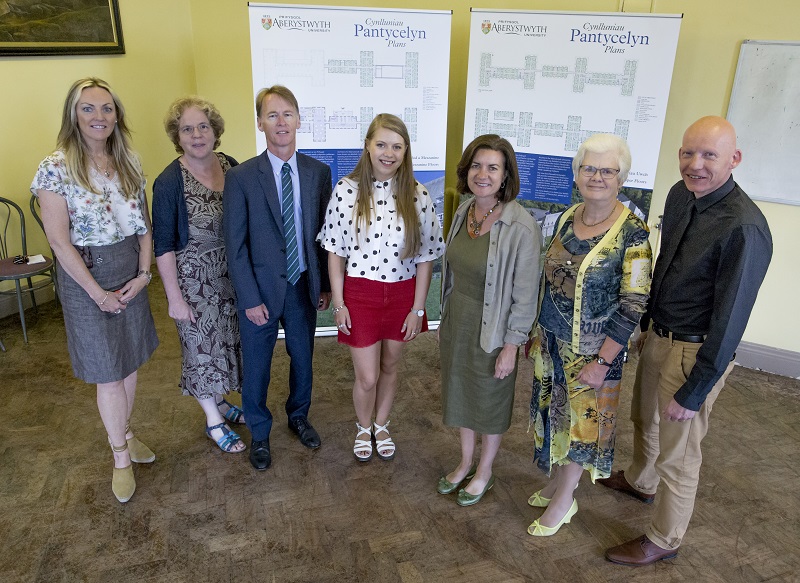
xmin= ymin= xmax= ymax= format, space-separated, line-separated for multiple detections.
xmin=372 ymin=420 xmax=396 ymax=461
xmin=354 ymin=422 xmax=373 ymax=462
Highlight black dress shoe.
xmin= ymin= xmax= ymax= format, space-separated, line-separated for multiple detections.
xmin=288 ymin=417 xmax=321 ymax=449
xmin=249 ymin=438 xmax=271 ymax=470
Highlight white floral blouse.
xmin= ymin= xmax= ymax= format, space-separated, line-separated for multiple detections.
xmin=317 ymin=177 xmax=444 ymax=282
xmin=31 ymin=150 xmax=148 ymax=246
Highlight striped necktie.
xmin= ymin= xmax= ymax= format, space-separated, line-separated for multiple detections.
xmin=281 ymin=163 xmax=300 ymax=285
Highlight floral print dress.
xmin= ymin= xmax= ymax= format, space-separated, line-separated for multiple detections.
xmin=174 ymin=155 xmax=243 ymax=397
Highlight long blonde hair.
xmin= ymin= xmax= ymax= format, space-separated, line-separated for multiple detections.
xmin=56 ymin=77 xmax=144 ymax=200
xmin=347 ymin=114 xmax=420 ymax=260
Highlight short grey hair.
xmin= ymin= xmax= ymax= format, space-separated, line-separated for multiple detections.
xmin=572 ymin=133 xmax=632 ymax=185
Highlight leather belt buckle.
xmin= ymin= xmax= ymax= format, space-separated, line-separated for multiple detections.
xmin=653 ymin=321 xmax=704 ymax=343
xmin=652 ymin=322 xmax=669 ymax=338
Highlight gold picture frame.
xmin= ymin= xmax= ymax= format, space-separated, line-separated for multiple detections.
xmin=0 ymin=0 xmax=124 ymax=57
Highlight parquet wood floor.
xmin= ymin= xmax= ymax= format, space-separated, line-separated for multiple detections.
xmin=1 ymin=275 xmax=798 ymax=582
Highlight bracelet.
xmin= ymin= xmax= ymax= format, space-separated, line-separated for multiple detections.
xmin=98 ymin=291 xmax=110 ymax=306
xmin=137 ymin=270 xmax=152 ymax=285
xmin=332 ymin=304 xmax=347 ymax=314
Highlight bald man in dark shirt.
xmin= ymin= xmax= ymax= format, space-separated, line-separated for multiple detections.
xmin=602 ymin=116 xmax=772 ymax=566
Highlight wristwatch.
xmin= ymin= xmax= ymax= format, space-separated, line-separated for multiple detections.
xmin=595 ymin=356 xmax=610 ymax=366
xmin=412 ymin=308 xmax=425 ymax=317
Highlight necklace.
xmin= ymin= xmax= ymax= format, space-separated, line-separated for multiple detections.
xmin=580 ymin=202 xmax=616 ymax=227
xmin=90 ymin=154 xmax=112 ymax=178
xmin=469 ymin=199 xmax=500 ymax=237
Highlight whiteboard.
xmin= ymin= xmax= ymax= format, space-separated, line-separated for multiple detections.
xmin=727 ymin=40 xmax=800 ymax=205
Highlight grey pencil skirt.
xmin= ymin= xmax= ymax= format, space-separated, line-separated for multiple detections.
xmin=57 ymin=235 xmax=158 ymax=384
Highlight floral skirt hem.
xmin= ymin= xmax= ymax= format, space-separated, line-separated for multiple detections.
xmin=530 ymin=325 xmax=623 ymax=482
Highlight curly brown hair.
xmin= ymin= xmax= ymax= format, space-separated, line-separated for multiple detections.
xmin=163 ymin=96 xmax=225 ymax=153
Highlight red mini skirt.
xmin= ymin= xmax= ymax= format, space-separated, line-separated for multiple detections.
xmin=340 ymin=275 xmax=428 ymax=347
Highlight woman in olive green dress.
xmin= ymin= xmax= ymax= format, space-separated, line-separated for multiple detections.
xmin=438 ymin=135 xmax=541 ymax=506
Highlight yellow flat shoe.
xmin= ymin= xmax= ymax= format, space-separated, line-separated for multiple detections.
xmin=528 ymin=498 xmax=578 ymax=536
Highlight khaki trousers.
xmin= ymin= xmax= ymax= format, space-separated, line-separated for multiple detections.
xmin=626 ymin=329 xmax=734 ymax=550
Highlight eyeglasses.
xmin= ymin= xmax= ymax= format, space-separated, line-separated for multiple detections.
xmin=579 ymin=165 xmax=620 ymax=179
xmin=179 ymin=123 xmax=213 ymax=136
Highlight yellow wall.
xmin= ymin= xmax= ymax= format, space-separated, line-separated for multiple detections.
xmin=0 ymin=0 xmax=196 ymax=249
xmin=1 ymin=0 xmax=796 ymax=352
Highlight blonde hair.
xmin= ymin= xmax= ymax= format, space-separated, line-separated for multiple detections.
xmin=56 ymin=77 xmax=143 ymax=200
xmin=164 ymin=96 xmax=225 ymax=153
xmin=347 ymin=114 xmax=420 ymax=260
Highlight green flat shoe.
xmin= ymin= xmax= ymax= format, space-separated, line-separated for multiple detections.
xmin=456 ymin=475 xmax=495 ymax=506
xmin=437 ymin=463 xmax=477 ymax=494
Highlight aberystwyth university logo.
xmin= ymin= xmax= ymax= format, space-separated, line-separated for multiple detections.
xmin=262 ymin=16 xmax=272 ymax=30
xmin=481 ymin=20 xmax=492 ymax=35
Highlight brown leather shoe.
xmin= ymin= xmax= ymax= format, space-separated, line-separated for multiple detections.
xmin=605 ymin=535 xmax=678 ymax=566
xmin=597 ymin=470 xmax=655 ymax=504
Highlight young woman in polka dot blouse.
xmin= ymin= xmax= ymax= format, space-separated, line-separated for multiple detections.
xmin=317 ymin=113 xmax=444 ymax=462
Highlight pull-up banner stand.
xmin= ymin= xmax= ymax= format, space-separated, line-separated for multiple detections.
xmin=248 ymin=3 xmax=452 ymax=189
xmin=248 ymin=3 xmax=452 ymax=331
xmin=464 ymin=10 xmax=682 ymax=234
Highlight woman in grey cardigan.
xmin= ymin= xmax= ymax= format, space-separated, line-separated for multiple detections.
xmin=437 ymin=135 xmax=542 ymax=506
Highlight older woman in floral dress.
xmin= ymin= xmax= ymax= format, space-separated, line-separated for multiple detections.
xmin=528 ymin=134 xmax=651 ymax=536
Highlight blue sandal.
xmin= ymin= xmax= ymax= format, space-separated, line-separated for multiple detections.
xmin=205 ymin=422 xmax=245 ymax=453
xmin=218 ymin=398 xmax=245 ymax=424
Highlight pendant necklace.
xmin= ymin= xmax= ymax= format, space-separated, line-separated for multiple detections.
xmin=90 ymin=155 xmax=115 ymax=200
xmin=580 ymin=202 xmax=616 ymax=227
xmin=90 ymin=154 xmax=112 ymax=178
xmin=469 ymin=199 xmax=500 ymax=237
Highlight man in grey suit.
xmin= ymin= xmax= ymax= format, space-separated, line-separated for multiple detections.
xmin=224 ymin=85 xmax=332 ymax=470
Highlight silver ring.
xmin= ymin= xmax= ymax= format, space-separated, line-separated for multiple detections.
xmin=411 ymin=331 xmax=417 ymax=335
xmin=114 ymin=309 xmax=122 ymax=314
xmin=337 ymin=324 xmax=344 ymax=328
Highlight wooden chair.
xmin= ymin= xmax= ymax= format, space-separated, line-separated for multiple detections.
xmin=0 ymin=196 xmax=57 ymax=343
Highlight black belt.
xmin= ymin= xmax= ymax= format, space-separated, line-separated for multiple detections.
xmin=651 ymin=322 xmax=705 ymax=343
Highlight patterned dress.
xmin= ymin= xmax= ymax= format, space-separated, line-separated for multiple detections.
xmin=174 ymin=155 xmax=243 ymax=397
xmin=531 ymin=210 xmax=651 ymax=481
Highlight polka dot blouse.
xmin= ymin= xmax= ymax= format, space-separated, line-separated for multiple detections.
xmin=317 ymin=176 xmax=444 ymax=282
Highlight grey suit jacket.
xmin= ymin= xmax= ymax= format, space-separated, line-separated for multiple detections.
xmin=223 ymin=150 xmax=332 ymax=315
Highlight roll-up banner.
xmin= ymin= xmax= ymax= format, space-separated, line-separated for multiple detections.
xmin=464 ymin=10 xmax=682 ymax=234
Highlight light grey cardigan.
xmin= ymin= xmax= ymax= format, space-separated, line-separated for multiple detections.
xmin=441 ymin=198 xmax=542 ymax=352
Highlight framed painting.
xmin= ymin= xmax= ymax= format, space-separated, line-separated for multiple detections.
xmin=0 ymin=0 xmax=124 ymax=56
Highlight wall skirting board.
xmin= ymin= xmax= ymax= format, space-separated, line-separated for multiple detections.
xmin=3 ymin=290 xmax=798 ymax=380
xmin=735 ymin=342 xmax=800 ymax=380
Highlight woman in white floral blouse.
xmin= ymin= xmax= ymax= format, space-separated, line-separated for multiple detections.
xmin=317 ymin=114 xmax=444 ymax=462
xmin=32 ymin=78 xmax=159 ymax=504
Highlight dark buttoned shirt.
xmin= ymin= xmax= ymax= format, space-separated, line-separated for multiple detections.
xmin=642 ymin=175 xmax=772 ymax=410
